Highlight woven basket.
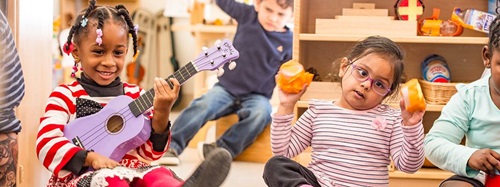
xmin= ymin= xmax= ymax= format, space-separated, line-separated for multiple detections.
xmin=418 ymin=79 xmax=458 ymax=105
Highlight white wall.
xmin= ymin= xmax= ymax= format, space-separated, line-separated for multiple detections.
xmin=17 ymin=1 xmax=53 ymax=186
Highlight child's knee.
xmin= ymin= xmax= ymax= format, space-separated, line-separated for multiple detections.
xmin=264 ymin=156 xmax=289 ymax=171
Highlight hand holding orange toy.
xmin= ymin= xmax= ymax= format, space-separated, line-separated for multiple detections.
xmin=276 ymin=60 xmax=314 ymax=94
xmin=400 ymin=79 xmax=427 ymax=112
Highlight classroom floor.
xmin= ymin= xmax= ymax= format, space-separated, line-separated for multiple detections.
xmin=163 ymin=147 xmax=267 ymax=187
xmin=164 ymin=110 xmax=267 ymax=187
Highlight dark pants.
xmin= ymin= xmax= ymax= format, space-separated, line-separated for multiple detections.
xmin=263 ymin=156 xmax=321 ymax=187
xmin=440 ymin=175 xmax=484 ymax=187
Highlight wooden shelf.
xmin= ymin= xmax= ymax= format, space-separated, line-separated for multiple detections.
xmin=293 ymin=1 xmax=485 ymax=184
xmin=297 ymin=100 xmax=444 ymax=112
xmin=299 ymin=34 xmax=488 ymax=44
xmin=389 ymin=168 xmax=453 ymax=180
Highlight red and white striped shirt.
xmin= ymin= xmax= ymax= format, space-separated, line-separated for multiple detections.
xmin=271 ymin=100 xmax=424 ymax=186
xmin=36 ymin=81 xmax=167 ymax=182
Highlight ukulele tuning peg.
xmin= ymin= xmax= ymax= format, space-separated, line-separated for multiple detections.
xmin=228 ymin=61 xmax=237 ymax=70
xmin=217 ymin=67 xmax=225 ymax=77
xmin=214 ymin=39 xmax=222 ymax=46
xmin=214 ymin=40 xmax=222 ymax=50
xmin=202 ymin=46 xmax=209 ymax=56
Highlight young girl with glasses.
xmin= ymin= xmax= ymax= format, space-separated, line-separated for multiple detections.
xmin=263 ymin=35 xmax=426 ymax=187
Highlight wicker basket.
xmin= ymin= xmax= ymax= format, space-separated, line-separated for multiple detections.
xmin=418 ymin=79 xmax=458 ymax=105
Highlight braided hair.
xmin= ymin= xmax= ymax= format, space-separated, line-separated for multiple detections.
xmin=489 ymin=15 xmax=500 ymax=55
xmin=64 ymin=0 xmax=138 ymax=57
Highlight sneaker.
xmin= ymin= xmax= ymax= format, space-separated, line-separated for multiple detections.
xmin=156 ymin=148 xmax=181 ymax=166
xmin=183 ymin=148 xmax=232 ymax=187
xmin=197 ymin=142 xmax=217 ymax=161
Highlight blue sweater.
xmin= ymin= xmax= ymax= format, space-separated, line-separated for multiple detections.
xmin=216 ymin=0 xmax=293 ymax=98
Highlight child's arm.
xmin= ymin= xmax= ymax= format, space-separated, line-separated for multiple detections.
xmin=389 ymin=99 xmax=425 ymax=173
xmin=136 ymin=78 xmax=180 ymax=161
xmin=271 ymin=85 xmax=312 ymax=158
xmin=424 ymin=92 xmax=480 ymax=177
xmin=36 ymin=86 xmax=90 ymax=176
xmin=215 ymin=0 xmax=253 ymax=22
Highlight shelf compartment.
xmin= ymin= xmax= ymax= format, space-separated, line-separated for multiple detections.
xmin=299 ymin=34 xmax=488 ymax=44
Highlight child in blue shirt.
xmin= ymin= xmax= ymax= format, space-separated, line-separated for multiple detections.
xmin=159 ymin=0 xmax=294 ymax=165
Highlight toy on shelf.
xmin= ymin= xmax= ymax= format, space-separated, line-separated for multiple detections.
xmin=394 ymin=0 xmax=424 ymax=21
xmin=315 ymin=3 xmax=416 ymax=36
xmin=277 ymin=60 xmax=313 ymax=94
xmin=489 ymin=0 xmax=500 ymax=15
xmin=418 ymin=8 xmax=463 ymax=36
xmin=421 ymin=54 xmax=450 ymax=83
xmin=451 ymin=7 xmax=496 ymax=33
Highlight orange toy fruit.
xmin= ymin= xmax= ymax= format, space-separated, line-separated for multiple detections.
xmin=277 ymin=60 xmax=314 ymax=94
xmin=400 ymin=79 xmax=427 ymax=112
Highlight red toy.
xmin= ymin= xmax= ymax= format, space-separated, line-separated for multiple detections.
xmin=394 ymin=0 xmax=425 ymax=21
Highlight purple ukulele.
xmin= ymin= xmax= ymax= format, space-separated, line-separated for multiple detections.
xmin=63 ymin=39 xmax=239 ymax=162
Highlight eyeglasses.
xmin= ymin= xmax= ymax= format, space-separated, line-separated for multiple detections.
xmin=349 ymin=63 xmax=391 ymax=96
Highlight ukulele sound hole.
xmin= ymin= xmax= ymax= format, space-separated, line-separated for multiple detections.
xmin=107 ymin=115 xmax=124 ymax=134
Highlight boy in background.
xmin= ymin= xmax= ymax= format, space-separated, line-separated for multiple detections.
xmin=159 ymin=0 xmax=294 ymax=165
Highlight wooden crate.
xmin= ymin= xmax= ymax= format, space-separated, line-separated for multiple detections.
xmin=215 ymin=115 xmax=273 ymax=163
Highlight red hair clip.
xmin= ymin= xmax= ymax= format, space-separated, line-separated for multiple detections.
xmin=62 ymin=42 xmax=75 ymax=56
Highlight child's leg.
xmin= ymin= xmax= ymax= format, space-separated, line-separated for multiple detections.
xmin=263 ymin=156 xmax=321 ymax=187
xmin=439 ymin=175 xmax=484 ymax=187
xmin=182 ymin=147 xmax=232 ymax=187
xmin=130 ymin=167 xmax=184 ymax=187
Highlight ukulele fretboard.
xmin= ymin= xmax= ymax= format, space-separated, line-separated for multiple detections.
xmin=128 ymin=62 xmax=197 ymax=117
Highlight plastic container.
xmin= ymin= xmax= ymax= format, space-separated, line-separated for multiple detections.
xmin=421 ymin=54 xmax=451 ymax=83
xmin=489 ymin=0 xmax=500 ymax=15
xmin=400 ymin=79 xmax=426 ymax=112
xmin=418 ymin=8 xmax=463 ymax=36
xmin=451 ymin=7 xmax=496 ymax=33
xmin=276 ymin=60 xmax=314 ymax=94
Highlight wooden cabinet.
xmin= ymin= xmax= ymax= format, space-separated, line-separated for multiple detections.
xmin=292 ymin=0 xmax=489 ymax=186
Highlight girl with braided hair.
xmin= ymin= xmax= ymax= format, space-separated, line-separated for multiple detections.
xmin=36 ymin=0 xmax=231 ymax=186
xmin=425 ymin=14 xmax=500 ymax=187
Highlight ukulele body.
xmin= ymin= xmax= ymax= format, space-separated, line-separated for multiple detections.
xmin=63 ymin=95 xmax=151 ymax=162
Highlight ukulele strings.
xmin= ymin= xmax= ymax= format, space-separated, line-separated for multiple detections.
xmin=78 ymin=44 xmax=235 ymax=149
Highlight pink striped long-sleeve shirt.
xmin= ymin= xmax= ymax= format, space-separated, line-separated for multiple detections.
xmin=271 ymin=100 xmax=424 ymax=186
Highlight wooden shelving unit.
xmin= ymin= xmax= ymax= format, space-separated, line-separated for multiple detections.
xmin=299 ymin=34 xmax=488 ymax=44
xmin=292 ymin=0 xmax=487 ymax=186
